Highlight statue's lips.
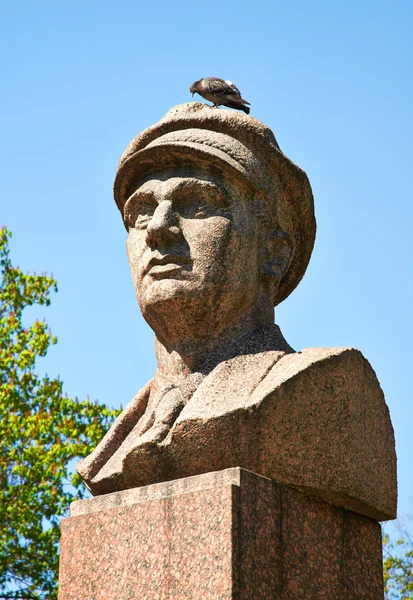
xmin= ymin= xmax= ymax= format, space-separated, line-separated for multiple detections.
xmin=144 ymin=255 xmax=192 ymax=277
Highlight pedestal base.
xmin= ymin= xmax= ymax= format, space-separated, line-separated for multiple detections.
xmin=58 ymin=468 xmax=383 ymax=599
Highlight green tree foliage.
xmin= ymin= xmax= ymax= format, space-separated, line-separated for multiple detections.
xmin=383 ymin=529 xmax=413 ymax=599
xmin=0 ymin=229 xmax=120 ymax=600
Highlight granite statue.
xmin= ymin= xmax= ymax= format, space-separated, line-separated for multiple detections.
xmin=77 ymin=103 xmax=396 ymax=521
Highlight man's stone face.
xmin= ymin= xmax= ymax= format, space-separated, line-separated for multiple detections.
xmin=124 ymin=168 xmax=266 ymax=337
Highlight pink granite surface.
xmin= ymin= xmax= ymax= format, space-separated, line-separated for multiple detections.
xmin=59 ymin=468 xmax=383 ymax=599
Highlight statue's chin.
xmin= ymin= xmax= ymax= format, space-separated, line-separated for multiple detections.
xmin=138 ymin=278 xmax=202 ymax=309
xmin=138 ymin=280 xmax=211 ymax=334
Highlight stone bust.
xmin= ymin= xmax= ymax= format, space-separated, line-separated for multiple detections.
xmin=77 ymin=103 xmax=396 ymax=521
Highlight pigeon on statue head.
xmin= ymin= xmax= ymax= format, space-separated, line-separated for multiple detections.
xmin=190 ymin=77 xmax=251 ymax=114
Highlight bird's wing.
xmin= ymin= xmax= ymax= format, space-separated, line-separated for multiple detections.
xmin=224 ymin=80 xmax=242 ymax=96
xmin=200 ymin=77 xmax=251 ymax=106
xmin=226 ymin=81 xmax=250 ymax=105
xmin=203 ymin=77 xmax=241 ymax=99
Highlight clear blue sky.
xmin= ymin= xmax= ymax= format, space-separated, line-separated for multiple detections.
xmin=1 ymin=1 xmax=412 ymax=525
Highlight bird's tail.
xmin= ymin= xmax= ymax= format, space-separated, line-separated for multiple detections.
xmin=226 ymin=101 xmax=250 ymax=114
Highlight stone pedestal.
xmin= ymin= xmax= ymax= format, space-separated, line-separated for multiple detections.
xmin=58 ymin=468 xmax=383 ymax=599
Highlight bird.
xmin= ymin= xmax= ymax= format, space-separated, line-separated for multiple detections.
xmin=190 ymin=77 xmax=250 ymax=114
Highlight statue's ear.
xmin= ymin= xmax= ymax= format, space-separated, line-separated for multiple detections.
xmin=263 ymin=229 xmax=293 ymax=279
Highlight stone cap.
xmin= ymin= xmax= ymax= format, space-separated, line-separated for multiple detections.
xmin=114 ymin=102 xmax=316 ymax=305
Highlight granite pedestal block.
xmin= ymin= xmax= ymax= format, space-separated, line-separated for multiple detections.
xmin=58 ymin=468 xmax=384 ymax=600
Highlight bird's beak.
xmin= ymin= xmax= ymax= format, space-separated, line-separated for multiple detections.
xmin=191 ymin=92 xmax=194 ymax=97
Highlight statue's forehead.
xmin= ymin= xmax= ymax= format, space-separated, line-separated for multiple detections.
xmin=130 ymin=167 xmax=237 ymax=197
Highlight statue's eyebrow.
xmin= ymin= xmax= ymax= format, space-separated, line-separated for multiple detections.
xmin=124 ymin=188 xmax=156 ymax=214
xmin=168 ymin=179 xmax=231 ymax=208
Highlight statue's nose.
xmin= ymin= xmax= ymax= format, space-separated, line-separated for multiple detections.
xmin=145 ymin=200 xmax=183 ymax=248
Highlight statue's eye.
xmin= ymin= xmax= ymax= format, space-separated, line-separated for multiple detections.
xmin=176 ymin=204 xmax=213 ymax=219
xmin=135 ymin=214 xmax=152 ymax=229
xmin=193 ymin=206 xmax=211 ymax=219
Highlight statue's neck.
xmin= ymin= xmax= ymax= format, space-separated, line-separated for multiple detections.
xmin=154 ymin=308 xmax=275 ymax=381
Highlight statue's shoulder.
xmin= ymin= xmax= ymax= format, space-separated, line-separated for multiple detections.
xmin=180 ymin=346 xmax=381 ymax=421
xmin=173 ymin=346 xmax=396 ymax=520
xmin=258 ymin=346 xmax=384 ymax=404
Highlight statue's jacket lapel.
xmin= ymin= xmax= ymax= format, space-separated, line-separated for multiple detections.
xmin=76 ymin=380 xmax=152 ymax=487
xmin=77 ymin=324 xmax=290 ymax=494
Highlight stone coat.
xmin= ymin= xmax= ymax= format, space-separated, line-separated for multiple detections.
xmin=77 ymin=324 xmax=396 ymax=520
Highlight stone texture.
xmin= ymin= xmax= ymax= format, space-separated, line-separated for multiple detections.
xmin=59 ymin=468 xmax=384 ymax=600
xmin=77 ymin=102 xmax=396 ymax=525
xmin=78 ymin=332 xmax=396 ymax=520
